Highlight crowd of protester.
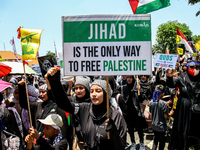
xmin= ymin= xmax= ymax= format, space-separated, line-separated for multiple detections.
xmin=1 ymin=54 xmax=200 ymax=150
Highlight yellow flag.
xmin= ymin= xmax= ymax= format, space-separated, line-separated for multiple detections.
xmin=192 ymin=53 xmax=198 ymax=57
xmin=176 ymin=35 xmax=182 ymax=44
xmin=177 ymin=47 xmax=183 ymax=55
xmin=20 ymin=28 xmax=43 ymax=60
xmin=195 ymin=39 xmax=200 ymax=53
xmin=0 ymin=55 xmax=3 ymax=61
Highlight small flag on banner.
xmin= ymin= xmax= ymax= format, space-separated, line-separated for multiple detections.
xmin=17 ymin=27 xmax=43 ymax=61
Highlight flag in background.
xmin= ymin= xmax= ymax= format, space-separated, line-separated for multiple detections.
xmin=17 ymin=27 xmax=43 ymax=61
xmin=176 ymin=27 xmax=193 ymax=54
xmin=38 ymin=55 xmax=57 ymax=77
xmin=54 ymin=41 xmax=57 ymax=58
xmin=177 ymin=47 xmax=183 ymax=55
xmin=54 ymin=41 xmax=60 ymax=66
xmin=0 ymin=55 xmax=3 ymax=61
xmin=10 ymin=37 xmax=19 ymax=62
xmin=195 ymin=39 xmax=200 ymax=52
xmin=129 ymin=0 xmax=170 ymax=14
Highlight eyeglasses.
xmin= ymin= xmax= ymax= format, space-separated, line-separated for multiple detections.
xmin=189 ymin=66 xmax=200 ymax=70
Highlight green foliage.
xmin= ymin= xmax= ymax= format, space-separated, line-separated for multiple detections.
xmin=188 ymin=0 xmax=200 ymax=16
xmin=154 ymin=21 xmax=192 ymax=54
xmin=189 ymin=0 xmax=200 ymax=5
xmin=192 ymin=35 xmax=200 ymax=44
xmin=46 ymin=51 xmax=57 ymax=65
xmin=152 ymin=44 xmax=162 ymax=55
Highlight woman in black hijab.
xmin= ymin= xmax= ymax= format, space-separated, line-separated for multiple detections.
xmin=18 ymin=81 xmax=69 ymax=147
xmin=121 ymin=75 xmax=147 ymax=150
xmin=167 ymin=60 xmax=200 ymax=150
xmin=46 ymin=67 xmax=127 ymax=150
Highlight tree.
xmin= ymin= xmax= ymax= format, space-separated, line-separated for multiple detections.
xmin=153 ymin=21 xmax=192 ymax=54
xmin=188 ymin=0 xmax=200 ymax=16
xmin=46 ymin=51 xmax=57 ymax=65
xmin=152 ymin=44 xmax=161 ymax=55
xmin=192 ymin=35 xmax=200 ymax=44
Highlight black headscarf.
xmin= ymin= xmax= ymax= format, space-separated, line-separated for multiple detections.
xmin=75 ymin=86 xmax=91 ymax=103
xmin=127 ymin=76 xmax=135 ymax=93
xmin=85 ymin=89 xmax=109 ymax=148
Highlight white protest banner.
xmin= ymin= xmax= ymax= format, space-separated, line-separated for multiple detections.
xmin=154 ymin=53 xmax=178 ymax=69
xmin=62 ymin=14 xmax=152 ymax=76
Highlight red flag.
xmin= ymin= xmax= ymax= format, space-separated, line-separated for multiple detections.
xmin=23 ymin=60 xmax=28 ymax=66
xmin=17 ymin=27 xmax=21 ymax=39
xmin=129 ymin=0 xmax=139 ymax=14
xmin=176 ymin=27 xmax=193 ymax=53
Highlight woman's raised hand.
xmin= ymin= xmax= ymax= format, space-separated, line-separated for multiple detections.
xmin=47 ymin=66 xmax=60 ymax=76
xmin=18 ymin=81 xmax=25 ymax=85
xmin=166 ymin=68 xmax=175 ymax=77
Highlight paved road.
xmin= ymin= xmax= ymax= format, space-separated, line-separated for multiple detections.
xmin=68 ymin=130 xmax=170 ymax=150
xmin=125 ymin=130 xmax=170 ymax=150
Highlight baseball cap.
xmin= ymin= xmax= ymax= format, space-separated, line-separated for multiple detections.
xmin=38 ymin=114 xmax=63 ymax=128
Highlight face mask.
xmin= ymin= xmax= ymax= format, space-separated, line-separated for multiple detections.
xmin=188 ymin=69 xmax=199 ymax=76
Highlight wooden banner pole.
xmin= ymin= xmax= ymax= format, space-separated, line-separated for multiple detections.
xmin=23 ymin=65 xmax=33 ymax=128
xmin=136 ymin=75 xmax=140 ymax=96
xmin=106 ymin=76 xmax=110 ymax=139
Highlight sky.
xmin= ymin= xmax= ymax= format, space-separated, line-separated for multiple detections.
xmin=0 ymin=0 xmax=200 ymax=57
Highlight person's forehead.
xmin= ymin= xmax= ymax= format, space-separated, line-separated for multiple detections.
xmin=75 ymin=84 xmax=84 ymax=87
xmin=91 ymin=84 xmax=102 ymax=89
xmin=39 ymin=89 xmax=47 ymax=92
xmin=43 ymin=124 xmax=54 ymax=129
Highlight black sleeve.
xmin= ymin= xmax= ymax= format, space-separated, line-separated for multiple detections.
xmin=47 ymin=71 xmax=75 ymax=114
xmin=18 ymin=84 xmax=28 ymax=109
xmin=166 ymin=76 xmax=180 ymax=88
xmin=36 ymin=136 xmax=68 ymax=150
xmin=47 ymin=89 xmax=54 ymax=102
xmin=106 ymin=113 xmax=127 ymax=150
xmin=155 ymin=70 xmax=162 ymax=85
xmin=118 ymin=95 xmax=127 ymax=118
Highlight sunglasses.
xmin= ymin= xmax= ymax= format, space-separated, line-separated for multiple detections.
xmin=189 ymin=66 xmax=200 ymax=69
xmin=140 ymin=75 xmax=146 ymax=78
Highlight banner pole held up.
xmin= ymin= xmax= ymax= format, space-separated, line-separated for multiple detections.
xmin=23 ymin=64 xmax=33 ymax=128
xmin=106 ymin=76 xmax=110 ymax=139
xmin=136 ymin=75 xmax=140 ymax=96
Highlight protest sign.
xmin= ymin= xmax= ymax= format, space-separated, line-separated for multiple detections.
xmin=154 ymin=53 xmax=178 ymax=69
xmin=62 ymin=14 xmax=152 ymax=76
xmin=38 ymin=55 xmax=57 ymax=77
xmin=31 ymin=64 xmax=42 ymax=76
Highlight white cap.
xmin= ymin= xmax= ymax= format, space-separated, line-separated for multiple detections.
xmin=38 ymin=114 xmax=63 ymax=128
